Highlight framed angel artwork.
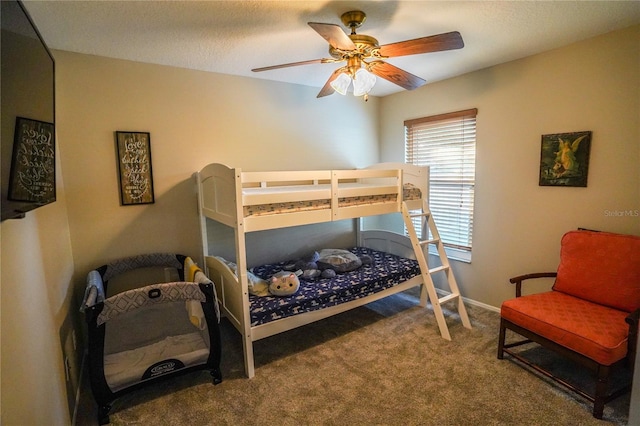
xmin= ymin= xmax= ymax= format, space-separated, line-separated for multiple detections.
xmin=539 ymin=131 xmax=591 ymax=187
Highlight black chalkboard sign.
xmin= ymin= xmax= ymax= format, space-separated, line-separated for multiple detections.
xmin=115 ymin=131 xmax=155 ymax=205
xmin=8 ymin=117 xmax=56 ymax=204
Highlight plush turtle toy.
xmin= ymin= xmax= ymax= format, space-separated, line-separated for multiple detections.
xmin=282 ymin=249 xmax=373 ymax=281
xmin=282 ymin=251 xmax=330 ymax=280
xmin=316 ymin=249 xmax=373 ymax=273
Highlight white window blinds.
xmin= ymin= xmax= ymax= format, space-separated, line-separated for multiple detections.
xmin=405 ymin=109 xmax=477 ymax=251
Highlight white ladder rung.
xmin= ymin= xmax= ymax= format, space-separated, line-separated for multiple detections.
xmin=418 ymin=238 xmax=439 ymax=247
xmin=428 ymin=265 xmax=449 ymax=274
xmin=438 ymin=293 xmax=459 ymax=304
xmin=409 ymin=212 xmax=430 ymax=219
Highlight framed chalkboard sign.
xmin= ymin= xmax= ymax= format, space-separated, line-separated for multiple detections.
xmin=115 ymin=131 xmax=155 ymax=205
xmin=8 ymin=117 xmax=56 ymax=204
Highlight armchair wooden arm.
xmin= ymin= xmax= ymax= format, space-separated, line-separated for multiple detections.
xmin=508 ymin=272 xmax=557 ymax=297
xmin=626 ymin=309 xmax=640 ymax=371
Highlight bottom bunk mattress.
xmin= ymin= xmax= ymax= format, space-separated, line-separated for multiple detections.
xmin=250 ymin=247 xmax=421 ymax=327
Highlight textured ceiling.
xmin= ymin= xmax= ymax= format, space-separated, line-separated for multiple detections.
xmin=22 ymin=0 xmax=640 ymax=97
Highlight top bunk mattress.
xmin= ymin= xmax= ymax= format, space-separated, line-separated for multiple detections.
xmin=249 ymin=247 xmax=421 ymax=327
xmin=197 ymin=163 xmax=429 ymax=231
xmin=244 ymin=183 xmax=422 ymax=217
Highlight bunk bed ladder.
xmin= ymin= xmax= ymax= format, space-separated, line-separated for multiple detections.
xmin=401 ymin=200 xmax=472 ymax=340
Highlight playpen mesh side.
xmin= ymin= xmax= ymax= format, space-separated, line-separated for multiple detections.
xmin=101 ymin=253 xmax=183 ymax=283
xmin=99 ymin=282 xmax=212 ymax=392
xmin=97 ymin=281 xmax=206 ymax=325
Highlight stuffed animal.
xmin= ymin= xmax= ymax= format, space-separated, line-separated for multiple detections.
xmin=283 ymin=251 xmax=327 ymax=279
xmin=316 ymin=249 xmax=372 ymax=273
xmin=283 ymin=249 xmax=373 ymax=280
xmin=290 ymin=251 xmax=319 ymax=271
xmin=214 ymin=256 xmax=270 ymax=297
xmin=269 ymin=271 xmax=300 ymax=296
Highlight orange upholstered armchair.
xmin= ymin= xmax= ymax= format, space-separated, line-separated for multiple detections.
xmin=497 ymin=230 xmax=640 ymax=419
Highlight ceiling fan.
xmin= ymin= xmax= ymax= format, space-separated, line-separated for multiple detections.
xmin=251 ymin=10 xmax=464 ymax=100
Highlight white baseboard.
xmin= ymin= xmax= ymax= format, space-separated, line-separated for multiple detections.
xmin=434 ymin=288 xmax=500 ymax=313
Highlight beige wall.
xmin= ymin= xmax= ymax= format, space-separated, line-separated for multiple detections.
xmin=379 ymin=25 xmax=640 ymax=308
xmin=55 ymin=52 xmax=380 ymax=277
xmin=1 ymin=15 xmax=76 ymax=425
xmin=1 ymin=156 xmax=75 ymax=424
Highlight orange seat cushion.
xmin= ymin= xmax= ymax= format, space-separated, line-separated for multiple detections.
xmin=501 ymin=291 xmax=630 ymax=366
xmin=553 ymin=230 xmax=640 ymax=313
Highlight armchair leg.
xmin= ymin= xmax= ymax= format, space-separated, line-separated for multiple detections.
xmin=593 ymin=364 xmax=610 ymax=419
xmin=98 ymin=404 xmax=111 ymax=425
xmin=497 ymin=319 xmax=506 ymax=359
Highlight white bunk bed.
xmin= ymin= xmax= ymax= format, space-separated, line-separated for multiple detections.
xmin=196 ymin=162 xmax=468 ymax=378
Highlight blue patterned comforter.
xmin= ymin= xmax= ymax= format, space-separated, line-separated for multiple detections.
xmin=250 ymin=247 xmax=420 ymax=326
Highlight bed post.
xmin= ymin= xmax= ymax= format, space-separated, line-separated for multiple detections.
xmin=195 ymin=171 xmax=209 ymax=267
xmin=233 ymin=169 xmax=256 ymax=378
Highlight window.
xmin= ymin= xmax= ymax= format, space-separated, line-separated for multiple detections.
xmin=404 ymin=108 xmax=477 ymax=262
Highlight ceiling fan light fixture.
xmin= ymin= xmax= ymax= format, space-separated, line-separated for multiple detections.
xmin=253 ymin=10 xmax=464 ymax=100
xmin=330 ymin=72 xmax=351 ymax=95
xmin=352 ymin=68 xmax=376 ymax=97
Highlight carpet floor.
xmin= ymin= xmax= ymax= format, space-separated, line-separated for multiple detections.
xmin=77 ymin=288 xmax=631 ymax=425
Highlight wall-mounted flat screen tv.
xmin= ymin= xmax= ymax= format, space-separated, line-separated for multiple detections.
xmin=1 ymin=0 xmax=56 ymax=221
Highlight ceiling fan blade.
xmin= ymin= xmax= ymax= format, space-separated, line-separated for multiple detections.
xmin=368 ymin=61 xmax=426 ymax=91
xmin=378 ymin=31 xmax=464 ymax=58
xmin=308 ymin=22 xmax=356 ymax=51
xmin=317 ymin=68 xmax=343 ymax=98
xmin=252 ymin=59 xmax=326 ymax=72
